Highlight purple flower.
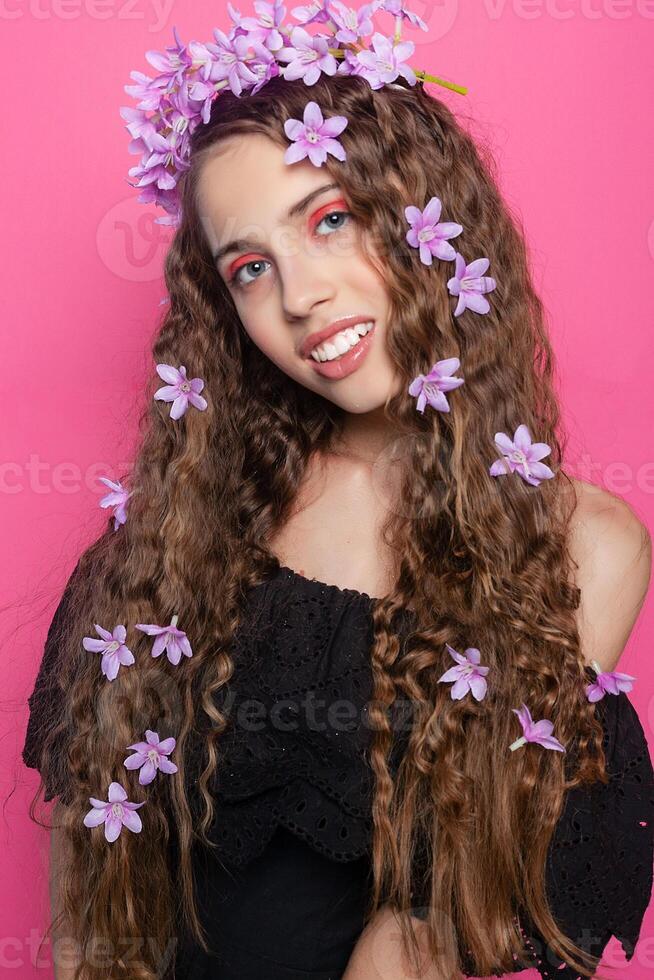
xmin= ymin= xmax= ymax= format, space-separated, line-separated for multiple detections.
xmin=232 ymin=0 xmax=287 ymax=52
xmin=83 ymin=781 xmax=145 ymax=843
xmin=135 ymin=614 xmax=194 ymax=666
xmin=355 ymin=32 xmax=417 ymax=90
xmin=124 ymin=69 xmax=171 ymax=113
xmin=376 ymin=0 xmax=428 ymax=32
xmin=82 ymin=624 xmax=135 ymax=682
xmin=405 ymin=196 xmax=463 ymax=265
xmin=153 ymin=364 xmax=208 ymax=420
xmin=284 ymin=100 xmax=348 ymax=166
xmin=328 ymin=0 xmax=377 ymax=44
xmin=489 ymin=424 xmax=555 ymax=487
xmin=144 ymin=26 xmax=192 ymax=92
xmin=509 ymin=704 xmax=566 ymax=753
xmin=98 ymin=477 xmax=132 ymax=531
xmin=408 ymin=357 xmax=464 ymax=414
xmin=290 ymin=0 xmax=333 ymax=26
xmin=336 ymin=46 xmax=370 ymax=79
xmin=276 ymin=26 xmax=338 ymax=85
xmin=128 ymin=127 xmax=191 ymax=192
xmin=586 ymin=659 xmax=636 ymax=702
xmin=447 ymin=253 xmax=497 ymax=317
xmin=438 ymin=644 xmax=489 ymax=701
xmin=206 ymin=28 xmax=260 ymax=96
xmin=124 ymin=729 xmax=178 ymax=786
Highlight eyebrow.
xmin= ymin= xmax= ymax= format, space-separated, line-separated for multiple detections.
xmin=211 ymin=182 xmax=341 ymax=263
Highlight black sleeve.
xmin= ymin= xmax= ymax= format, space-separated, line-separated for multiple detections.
xmin=22 ymin=560 xmax=84 ymax=805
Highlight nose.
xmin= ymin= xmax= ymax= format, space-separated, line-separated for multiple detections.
xmin=277 ymin=248 xmax=337 ymax=322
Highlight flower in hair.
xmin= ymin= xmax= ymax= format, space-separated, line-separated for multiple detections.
xmin=276 ymin=26 xmax=339 ymax=84
xmin=284 ymin=100 xmax=348 ymax=166
xmin=154 ymin=364 xmax=208 ymax=420
xmin=509 ymin=704 xmax=566 ymax=753
xmin=83 ymin=781 xmax=145 ymax=842
xmin=229 ymin=0 xmax=287 ymax=52
xmin=329 ymin=0 xmax=377 ymax=44
xmin=82 ymin=624 xmax=135 ymax=682
xmin=405 ymin=197 xmax=463 ymax=265
xmin=122 ymin=8 xmax=467 ymax=226
xmin=408 ymin=357 xmax=464 ymax=414
xmin=98 ymin=477 xmax=132 ymax=531
xmin=135 ymin=614 xmax=194 ymax=666
xmin=377 ymin=0 xmax=429 ymax=32
xmin=488 ymin=425 xmax=554 ymax=487
xmin=124 ymin=729 xmax=178 ymax=785
xmin=447 ymin=254 xmax=497 ymax=317
xmin=355 ymin=31 xmax=417 ymax=89
xmin=438 ymin=644 xmax=489 ymax=701
xmin=292 ymin=1 xmax=333 ymax=26
xmin=586 ymin=659 xmax=636 ymax=702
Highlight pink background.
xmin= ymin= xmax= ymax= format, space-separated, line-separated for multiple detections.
xmin=2 ymin=2 xmax=653 ymax=976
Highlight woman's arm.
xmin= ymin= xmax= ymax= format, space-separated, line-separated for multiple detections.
xmin=342 ymin=905 xmax=464 ymax=980
xmin=49 ymin=803 xmax=82 ymax=980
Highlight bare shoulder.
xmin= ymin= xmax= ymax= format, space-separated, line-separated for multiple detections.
xmin=566 ymin=477 xmax=652 ymax=671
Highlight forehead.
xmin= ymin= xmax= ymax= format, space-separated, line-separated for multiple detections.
xmin=196 ymin=132 xmax=338 ymax=250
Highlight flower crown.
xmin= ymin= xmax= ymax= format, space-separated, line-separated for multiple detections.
xmin=121 ymin=0 xmax=467 ymax=227
xmin=78 ymin=2 xmax=628 ymax=843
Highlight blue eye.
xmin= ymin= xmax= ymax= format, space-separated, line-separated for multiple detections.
xmin=229 ymin=210 xmax=353 ymax=290
xmin=314 ymin=210 xmax=352 ymax=236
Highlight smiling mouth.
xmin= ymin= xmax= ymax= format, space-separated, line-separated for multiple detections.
xmin=305 ymin=320 xmax=375 ymax=362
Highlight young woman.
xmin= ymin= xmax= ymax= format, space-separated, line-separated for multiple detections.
xmin=22 ymin=13 xmax=653 ymax=980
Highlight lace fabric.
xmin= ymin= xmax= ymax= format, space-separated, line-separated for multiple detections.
xmin=22 ymin=560 xmax=654 ymax=979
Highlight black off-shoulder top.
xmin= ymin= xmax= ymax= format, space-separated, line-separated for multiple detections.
xmin=22 ymin=560 xmax=654 ymax=980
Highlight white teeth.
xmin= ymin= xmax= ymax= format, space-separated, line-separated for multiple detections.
xmin=309 ymin=321 xmax=374 ymax=362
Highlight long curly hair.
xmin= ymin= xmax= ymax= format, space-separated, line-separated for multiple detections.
xmin=25 ymin=72 xmax=610 ymax=980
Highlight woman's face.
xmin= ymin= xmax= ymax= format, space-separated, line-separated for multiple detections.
xmin=197 ymin=132 xmax=401 ymax=413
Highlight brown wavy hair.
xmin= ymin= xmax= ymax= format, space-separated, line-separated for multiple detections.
xmin=25 ymin=72 xmax=611 ymax=980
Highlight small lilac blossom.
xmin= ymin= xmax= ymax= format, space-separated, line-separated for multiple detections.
xmin=405 ymin=196 xmax=463 ymax=265
xmin=154 ymin=364 xmax=208 ymax=420
xmin=284 ymin=101 xmax=348 ymax=166
xmin=277 ymin=26 xmax=339 ymax=84
xmin=206 ymin=28 xmax=260 ymax=96
xmin=145 ymin=26 xmax=192 ymax=92
xmin=290 ymin=1 xmax=333 ymax=27
xmin=83 ymin=781 xmax=145 ymax=843
xmin=124 ymin=70 xmax=170 ymax=113
xmin=231 ymin=0 xmax=287 ymax=52
xmin=82 ymin=625 xmax=135 ymax=682
xmin=586 ymin=659 xmax=636 ymax=702
xmin=355 ymin=32 xmax=417 ymax=90
xmin=408 ymin=357 xmax=464 ymax=414
xmin=135 ymin=614 xmax=194 ymax=666
xmin=328 ymin=0 xmax=377 ymax=45
xmin=509 ymin=704 xmax=565 ymax=753
xmin=129 ymin=128 xmax=191 ymax=193
xmin=376 ymin=0 xmax=429 ymax=32
xmin=336 ymin=46 xmax=369 ymax=79
xmin=447 ymin=253 xmax=497 ymax=317
xmin=489 ymin=424 xmax=555 ymax=487
xmin=438 ymin=644 xmax=489 ymax=701
xmin=242 ymin=43 xmax=281 ymax=94
xmin=98 ymin=477 xmax=132 ymax=531
xmin=124 ymin=729 xmax=178 ymax=786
